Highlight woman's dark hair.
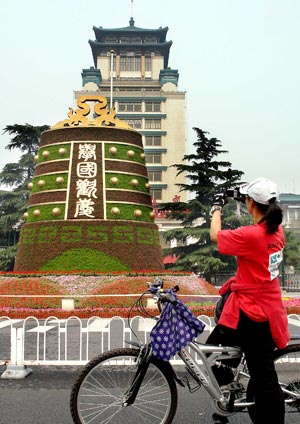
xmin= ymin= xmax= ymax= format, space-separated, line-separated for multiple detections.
xmin=256 ymin=198 xmax=283 ymax=234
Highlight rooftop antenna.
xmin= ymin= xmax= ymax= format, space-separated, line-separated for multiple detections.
xmin=129 ymin=0 xmax=135 ymax=26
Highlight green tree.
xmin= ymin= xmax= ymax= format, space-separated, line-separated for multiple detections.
xmin=162 ymin=128 xmax=245 ymax=279
xmin=2 ymin=124 xmax=49 ymax=185
xmin=0 ymin=124 xmax=49 ymax=269
xmin=283 ymin=230 xmax=300 ymax=271
xmin=0 ymin=245 xmax=18 ymax=271
xmin=3 ymin=124 xmax=49 ymax=154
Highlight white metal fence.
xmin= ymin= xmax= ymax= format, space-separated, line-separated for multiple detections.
xmin=0 ymin=314 xmax=299 ymax=371
xmin=0 ymin=315 xmax=215 ymax=368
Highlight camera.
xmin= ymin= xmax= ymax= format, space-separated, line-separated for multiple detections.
xmin=225 ymin=187 xmax=246 ymax=203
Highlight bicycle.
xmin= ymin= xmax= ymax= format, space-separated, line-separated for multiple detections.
xmin=70 ymin=278 xmax=300 ymax=423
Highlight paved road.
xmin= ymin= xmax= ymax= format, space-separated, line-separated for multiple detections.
xmin=1 ymin=365 xmax=299 ymax=424
xmin=0 ymin=365 xmax=251 ymax=424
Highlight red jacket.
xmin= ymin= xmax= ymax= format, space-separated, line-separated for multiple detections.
xmin=217 ymin=223 xmax=290 ymax=349
xmin=218 ymin=277 xmax=289 ymax=349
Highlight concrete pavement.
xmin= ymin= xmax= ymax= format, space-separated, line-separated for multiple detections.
xmin=0 ymin=363 xmax=299 ymax=423
xmin=0 ymin=365 xmax=252 ymax=424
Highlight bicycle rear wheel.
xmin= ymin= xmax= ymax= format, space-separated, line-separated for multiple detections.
xmin=70 ymin=347 xmax=178 ymax=424
xmin=247 ymin=343 xmax=300 ymax=423
xmin=274 ymin=343 xmax=300 ymax=418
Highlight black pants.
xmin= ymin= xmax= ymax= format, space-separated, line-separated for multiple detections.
xmin=206 ymin=311 xmax=285 ymax=424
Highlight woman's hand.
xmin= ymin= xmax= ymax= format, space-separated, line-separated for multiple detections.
xmin=210 ymin=208 xmax=222 ymax=242
xmin=210 ymin=191 xmax=227 ymax=241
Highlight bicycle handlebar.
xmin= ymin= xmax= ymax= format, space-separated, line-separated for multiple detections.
xmin=146 ymin=280 xmax=179 ymax=306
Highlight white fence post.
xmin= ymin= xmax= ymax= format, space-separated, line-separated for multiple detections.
xmin=0 ymin=314 xmax=299 ymax=369
xmin=1 ymin=327 xmax=32 ymax=379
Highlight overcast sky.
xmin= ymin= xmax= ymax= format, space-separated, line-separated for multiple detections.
xmin=1 ymin=0 xmax=299 ymax=193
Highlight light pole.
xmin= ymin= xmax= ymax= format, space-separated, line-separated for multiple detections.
xmin=110 ymin=49 xmax=114 ymax=111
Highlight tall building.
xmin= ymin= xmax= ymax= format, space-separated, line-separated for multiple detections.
xmin=75 ymin=17 xmax=187 ymax=205
xmin=279 ymin=193 xmax=300 ymax=234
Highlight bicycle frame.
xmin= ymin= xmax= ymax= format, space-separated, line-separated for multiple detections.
xmin=124 ymin=338 xmax=252 ymax=413
xmin=123 ymin=281 xmax=299 ymax=415
xmin=178 ymin=342 xmax=244 ymax=407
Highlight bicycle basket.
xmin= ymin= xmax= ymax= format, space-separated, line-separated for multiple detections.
xmin=150 ymin=298 xmax=205 ymax=361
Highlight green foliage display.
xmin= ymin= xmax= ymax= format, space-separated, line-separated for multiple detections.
xmin=26 ymin=204 xmax=65 ymax=222
xmin=35 ymin=143 xmax=70 ymax=164
xmin=31 ymin=173 xmax=68 ymax=193
xmin=40 ymin=248 xmax=129 ymax=272
xmin=105 ymin=173 xmax=149 ymax=193
xmin=105 ymin=143 xmax=145 ymax=164
xmin=107 ymin=203 xmax=153 ymax=222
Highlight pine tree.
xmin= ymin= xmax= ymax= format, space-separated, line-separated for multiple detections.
xmin=2 ymin=124 xmax=50 ymax=187
xmin=162 ymin=128 xmax=246 ymax=279
xmin=283 ymin=230 xmax=300 ymax=271
xmin=0 ymin=124 xmax=49 ymax=268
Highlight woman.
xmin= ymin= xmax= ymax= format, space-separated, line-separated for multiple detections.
xmin=208 ymin=177 xmax=290 ymax=424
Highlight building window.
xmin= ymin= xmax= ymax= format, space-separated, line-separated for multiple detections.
xmin=144 ymin=37 xmax=157 ymax=43
xmin=148 ymin=171 xmax=162 ymax=181
xmin=118 ymin=102 xmax=126 ymax=111
xmin=146 ymin=153 xmax=162 ymax=164
xmin=127 ymin=119 xmax=142 ymax=129
xmin=145 ymin=56 xmax=152 ymax=71
xmin=145 ymin=136 xmax=161 ymax=146
xmin=105 ymin=37 xmax=118 ymax=43
xmin=287 ymin=208 xmax=300 ymax=222
xmin=118 ymin=102 xmax=141 ymax=112
xmin=145 ymin=102 xmax=161 ymax=112
xmin=120 ymin=55 xmax=141 ymax=71
xmin=150 ymin=189 xmax=162 ymax=200
xmin=145 ymin=119 xmax=161 ymax=129
xmin=120 ymin=56 xmax=126 ymax=71
xmin=135 ymin=57 xmax=141 ymax=71
xmin=120 ymin=37 xmax=142 ymax=44
xmin=127 ymin=56 xmax=134 ymax=71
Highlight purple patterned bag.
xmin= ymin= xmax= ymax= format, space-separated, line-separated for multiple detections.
xmin=150 ymin=290 xmax=205 ymax=361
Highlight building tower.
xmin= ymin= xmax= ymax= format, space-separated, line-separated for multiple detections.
xmin=76 ymin=17 xmax=187 ymax=205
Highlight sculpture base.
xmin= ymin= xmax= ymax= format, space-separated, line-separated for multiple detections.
xmin=14 ymin=219 xmax=163 ymax=272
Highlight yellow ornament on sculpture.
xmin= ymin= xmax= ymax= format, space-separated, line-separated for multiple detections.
xmin=111 ymin=207 xmax=120 ymax=215
xmin=52 ymin=207 xmax=61 ymax=216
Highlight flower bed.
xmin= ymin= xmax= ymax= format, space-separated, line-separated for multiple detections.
xmin=0 ymin=273 xmax=218 ymax=318
xmin=0 ymin=305 xmax=216 ymax=319
xmin=0 ymin=273 xmax=299 ymax=318
xmin=0 ymin=277 xmax=63 ymax=308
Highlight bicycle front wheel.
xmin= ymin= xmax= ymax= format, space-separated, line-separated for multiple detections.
xmin=70 ymin=347 xmax=178 ymax=424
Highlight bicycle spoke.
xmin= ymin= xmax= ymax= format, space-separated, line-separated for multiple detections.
xmin=71 ymin=349 xmax=177 ymax=424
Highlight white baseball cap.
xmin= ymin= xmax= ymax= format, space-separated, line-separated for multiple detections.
xmin=239 ymin=178 xmax=279 ymax=205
